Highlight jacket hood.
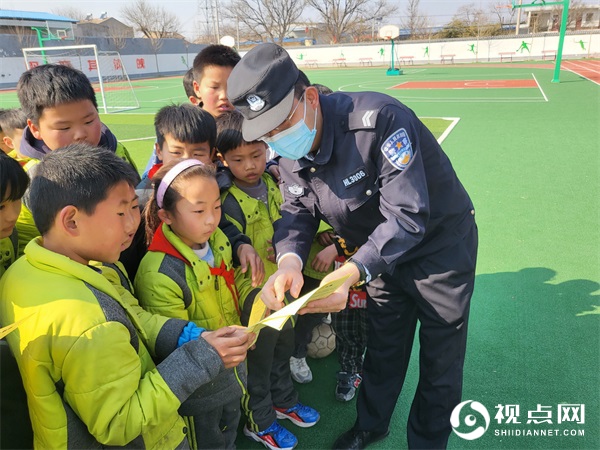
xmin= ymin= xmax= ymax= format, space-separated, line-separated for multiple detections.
xmin=19 ymin=123 xmax=118 ymax=160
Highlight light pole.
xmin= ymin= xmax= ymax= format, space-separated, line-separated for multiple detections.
xmin=371 ymin=17 xmax=382 ymax=41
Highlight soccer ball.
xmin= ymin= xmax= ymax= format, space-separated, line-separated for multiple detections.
xmin=306 ymin=323 xmax=336 ymax=359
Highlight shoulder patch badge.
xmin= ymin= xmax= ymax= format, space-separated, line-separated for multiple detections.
xmin=381 ymin=128 xmax=413 ymax=171
xmin=287 ymin=184 xmax=304 ymax=197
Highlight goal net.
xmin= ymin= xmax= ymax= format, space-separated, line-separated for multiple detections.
xmin=22 ymin=45 xmax=139 ymax=113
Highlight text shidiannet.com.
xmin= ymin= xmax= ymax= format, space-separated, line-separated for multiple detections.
xmin=450 ymin=401 xmax=586 ymax=442
xmin=494 ymin=428 xmax=585 ymax=437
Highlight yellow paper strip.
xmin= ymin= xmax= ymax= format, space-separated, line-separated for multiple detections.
xmin=0 ymin=313 xmax=35 ymax=339
xmin=246 ymin=275 xmax=349 ymax=334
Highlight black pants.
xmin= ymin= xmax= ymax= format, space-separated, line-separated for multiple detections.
xmin=243 ymin=321 xmax=298 ymax=432
xmin=355 ymin=223 xmax=478 ymax=449
xmin=183 ymin=397 xmax=241 ymax=449
xmin=0 ymin=339 xmax=33 ymax=449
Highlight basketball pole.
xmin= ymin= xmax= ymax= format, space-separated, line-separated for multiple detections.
xmin=512 ymin=0 xmax=570 ymax=83
xmin=386 ymin=38 xmax=402 ymax=76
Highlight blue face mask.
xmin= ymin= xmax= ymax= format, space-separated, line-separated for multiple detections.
xmin=263 ymin=98 xmax=317 ymax=160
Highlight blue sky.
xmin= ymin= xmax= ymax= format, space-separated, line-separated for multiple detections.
xmin=1 ymin=0 xmax=597 ymax=40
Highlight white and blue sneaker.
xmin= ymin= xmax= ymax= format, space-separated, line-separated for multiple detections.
xmin=274 ymin=402 xmax=320 ymax=428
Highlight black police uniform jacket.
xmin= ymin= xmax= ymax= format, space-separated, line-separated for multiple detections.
xmin=273 ymin=91 xmax=475 ymax=280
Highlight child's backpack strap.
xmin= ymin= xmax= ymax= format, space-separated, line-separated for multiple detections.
xmin=222 ymin=194 xmax=247 ymax=233
xmin=9 ymin=229 xmax=18 ymax=257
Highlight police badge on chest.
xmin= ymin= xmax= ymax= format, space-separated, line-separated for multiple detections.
xmin=287 ymin=183 xmax=304 ymax=197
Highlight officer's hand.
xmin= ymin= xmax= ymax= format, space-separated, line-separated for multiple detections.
xmin=201 ymin=326 xmax=254 ymax=369
xmin=237 ymin=244 xmax=265 ymax=287
xmin=261 ymin=256 xmax=304 ymax=310
xmin=299 ymin=263 xmax=360 ymax=314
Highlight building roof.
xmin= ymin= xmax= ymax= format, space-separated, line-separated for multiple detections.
xmin=0 ymin=10 xmax=77 ymax=23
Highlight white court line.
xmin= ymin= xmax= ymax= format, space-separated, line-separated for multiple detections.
xmin=532 ymin=73 xmax=548 ymax=102
xmin=120 ymin=136 xmax=155 ymax=142
xmin=565 ymin=60 xmax=600 ymax=74
xmin=563 ymin=61 xmax=600 ymax=86
xmin=386 ymin=94 xmax=546 ymax=103
xmin=431 ymin=117 xmax=460 ymax=144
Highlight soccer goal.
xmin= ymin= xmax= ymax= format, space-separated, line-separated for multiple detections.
xmin=22 ymin=45 xmax=140 ymax=113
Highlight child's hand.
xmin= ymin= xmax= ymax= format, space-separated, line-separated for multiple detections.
xmin=201 ymin=326 xmax=255 ymax=369
xmin=311 ymin=244 xmax=337 ymax=273
xmin=268 ymin=165 xmax=281 ymax=184
xmin=317 ymin=231 xmax=335 ymax=247
xmin=237 ymin=244 xmax=265 ymax=287
xmin=266 ymin=239 xmax=276 ymax=263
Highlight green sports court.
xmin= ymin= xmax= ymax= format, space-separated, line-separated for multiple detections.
xmin=1 ymin=60 xmax=598 ymax=449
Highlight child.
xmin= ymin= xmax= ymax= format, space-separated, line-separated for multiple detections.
xmin=217 ymin=110 xmax=319 ymax=450
xmin=137 ymin=104 xmax=218 ymax=205
xmin=309 ymin=235 xmax=369 ymax=402
xmin=0 ymin=144 xmax=254 ymax=448
xmin=16 ymin=64 xmax=137 ymax=169
xmin=0 ymin=152 xmax=32 ymax=449
xmin=139 ymin=64 xmax=207 ymax=179
xmin=0 ymin=109 xmax=9 ymax=154
xmin=289 ymin=224 xmax=335 ymax=385
xmin=129 ymin=103 xmax=263 ymax=284
xmin=0 ymin=153 xmax=28 ymax=277
xmin=183 ymin=68 xmax=201 ymax=106
xmin=0 ymin=108 xmax=29 ymax=164
xmin=135 ymin=159 xmax=259 ymax=449
xmin=14 ymin=64 xmax=139 ymax=254
xmin=192 ymin=44 xmax=240 ymax=117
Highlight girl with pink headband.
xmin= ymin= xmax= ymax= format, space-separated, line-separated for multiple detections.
xmin=134 ymin=159 xmax=261 ymax=449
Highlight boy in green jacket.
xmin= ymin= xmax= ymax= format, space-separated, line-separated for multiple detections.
xmin=14 ymin=64 xmax=139 ymax=254
xmin=0 ymin=144 xmax=254 ymax=449
xmin=216 ymin=111 xmax=320 ymax=450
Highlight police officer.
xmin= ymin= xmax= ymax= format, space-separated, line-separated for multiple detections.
xmin=228 ymin=43 xmax=478 ymax=450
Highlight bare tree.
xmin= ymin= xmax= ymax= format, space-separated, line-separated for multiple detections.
xmin=445 ymin=2 xmax=501 ymax=38
xmin=490 ymin=2 xmax=516 ymax=31
xmin=51 ymin=6 xmax=88 ymax=21
xmin=121 ymin=0 xmax=181 ymax=73
xmin=307 ymin=0 xmax=396 ymax=44
xmin=121 ymin=0 xmax=181 ymax=39
xmin=108 ymin=29 xmax=129 ymax=51
xmin=225 ymin=0 xmax=306 ymax=45
xmin=549 ymin=0 xmax=586 ymax=30
xmin=400 ymin=0 xmax=428 ymax=40
xmin=10 ymin=25 xmax=38 ymax=50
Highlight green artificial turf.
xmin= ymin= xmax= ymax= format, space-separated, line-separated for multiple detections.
xmin=1 ymin=61 xmax=598 ymax=449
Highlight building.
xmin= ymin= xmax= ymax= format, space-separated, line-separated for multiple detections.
xmin=76 ymin=16 xmax=133 ymax=39
xmin=526 ymin=4 xmax=600 ymax=33
xmin=0 ymin=10 xmax=76 ymax=45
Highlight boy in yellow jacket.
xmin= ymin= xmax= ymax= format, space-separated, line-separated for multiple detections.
xmin=0 ymin=144 xmax=253 ymax=448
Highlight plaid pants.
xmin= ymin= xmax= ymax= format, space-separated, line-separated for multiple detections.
xmin=331 ymin=295 xmax=368 ymax=374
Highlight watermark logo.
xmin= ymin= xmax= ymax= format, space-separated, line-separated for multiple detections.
xmin=450 ymin=400 xmax=491 ymax=440
xmin=451 ymin=401 xmax=586 ymax=441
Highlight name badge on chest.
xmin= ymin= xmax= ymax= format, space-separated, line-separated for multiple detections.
xmin=342 ymin=167 xmax=368 ymax=189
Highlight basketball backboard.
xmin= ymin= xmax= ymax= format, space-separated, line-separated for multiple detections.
xmin=379 ymin=25 xmax=400 ymax=41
